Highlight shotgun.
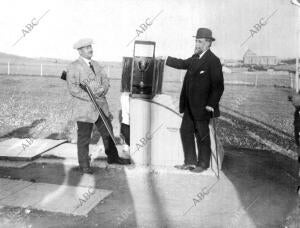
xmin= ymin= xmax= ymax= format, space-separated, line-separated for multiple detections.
xmin=80 ymin=82 xmax=118 ymax=146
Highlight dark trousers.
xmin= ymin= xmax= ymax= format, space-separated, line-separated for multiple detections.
xmin=77 ymin=115 xmax=119 ymax=168
xmin=120 ymin=123 xmax=130 ymax=146
xmin=294 ymin=111 xmax=300 ymax=162
xmin=180 ymin=108 xmax=211 ymax=168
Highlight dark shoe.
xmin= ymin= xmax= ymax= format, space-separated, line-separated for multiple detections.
xmin=107 ymin=157 xmax=131 ymax=165
xmin=174 ymin=164 xmax=196 ymax=170
xmin=81 ymin=167 xmax=94 ymax=174
xmin=190 ymin=166 xmax=208 ymax=173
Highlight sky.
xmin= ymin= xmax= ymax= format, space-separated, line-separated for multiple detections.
xmin=0 ymin=0 xmax=299 ymax=61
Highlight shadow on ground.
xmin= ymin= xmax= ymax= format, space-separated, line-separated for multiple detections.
xmin=222 ymin=146 xmax=299 ymax=227
xmin=0 ymin=119 xmax=45 ymax=139
xmin=0 ymin=163 xmax=139 ymax=227
xmin=0 ymin=119 xmax=123 ymax=145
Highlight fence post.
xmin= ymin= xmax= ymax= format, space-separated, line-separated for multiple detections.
xmin=291 ymin=73 xmax=294 ymax=89
xmin=107 ymin=65 xmax=110 ymax=78
xmin=255 ymin=74 xmax=258 ymax=87
xmin=7 ymin=62 xmax=10 ymax=75
xmin=40 ymin=64 xmax=43 ymax=76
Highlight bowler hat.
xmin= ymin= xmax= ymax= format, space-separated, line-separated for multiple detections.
xmin=193 ymin=28 xmax=215 ymax=41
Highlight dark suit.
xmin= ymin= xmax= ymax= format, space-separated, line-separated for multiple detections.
xmin=294 ymin=107 xmax=300 ymax=146
xmin=166 ymin=49 xmax=224 ymax=167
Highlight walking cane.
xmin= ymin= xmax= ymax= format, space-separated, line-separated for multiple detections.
xmin=80 ymin=82 xmax=118 ymax=146
xmin=211 ymin=110 xmax=220 ymax=179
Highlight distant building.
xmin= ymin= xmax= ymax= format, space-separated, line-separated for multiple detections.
xmin=222 ymin=66 xmax=232 ymax=74
xmin=243 ymin=49 xmax=278 ymax=66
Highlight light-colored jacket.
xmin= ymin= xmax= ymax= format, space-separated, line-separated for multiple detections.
xmin=66 ymin=58 xmax=111 ymax=123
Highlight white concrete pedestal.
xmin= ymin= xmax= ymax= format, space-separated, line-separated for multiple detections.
xmin=130 ymin=94 xmax=224 ymax=174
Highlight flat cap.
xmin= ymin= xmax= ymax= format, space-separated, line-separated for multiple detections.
xmin=73 ymin=38 xmax=94 ymax=49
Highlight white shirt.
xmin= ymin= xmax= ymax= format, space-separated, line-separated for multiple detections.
xmin=120 ymin=92 xmax=130 ymax=125
xmin=199 ymin=49 xmax=208 ymax=59
xmin=80 ymin=56 xmax=92 ymax=66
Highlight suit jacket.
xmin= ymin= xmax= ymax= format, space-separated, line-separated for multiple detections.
xmin=66 ymin=58 xmax=111 ymax=123
xmin=166 ymin=49 xmax=224 ymax=120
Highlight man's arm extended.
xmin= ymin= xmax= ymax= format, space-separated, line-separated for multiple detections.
xmin=165 ymin=56 xmax=192 ymax=70
xmin=207 ymin=59 xmax=224 ymax=110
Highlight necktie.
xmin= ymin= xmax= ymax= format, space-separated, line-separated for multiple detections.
xmin=89 ymin=61 xmax=96 ymax=75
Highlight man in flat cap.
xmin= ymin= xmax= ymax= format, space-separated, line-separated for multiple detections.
xmin=67 ymin=38 xmax=130 ymax=174
xmin=166 ymin=28 xmax=224 ymax=173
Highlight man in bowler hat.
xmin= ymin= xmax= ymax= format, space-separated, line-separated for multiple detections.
xmin=166 ymin=28 xmax=224 ymax=173
xmin=66 ymin=38 xmax=130 ymax=174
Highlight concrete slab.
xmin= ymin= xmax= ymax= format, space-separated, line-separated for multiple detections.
xmin=39 ymin=142 xmax=217 ymax=177
xmin=42 ymin=143 xmax=105 ymax=159
xmin=0 ymin=138 xmax=66 ymax=161
xmin=33 ymin=157 xmax=218 ymax=178
xmin=33 ymin=158 xmax=123 ymax=170
xmin=41 ymin=142 xmax=128 ymax=160
xmin=0 ymin=178 xmax=112 ymax=216
xmin=0 ymin=179 xmax=33 ymax=200
xmin=125 ymin=165 xmax=217 ymax=177
xmin=122 ymin=170 xmax=252 ymax=228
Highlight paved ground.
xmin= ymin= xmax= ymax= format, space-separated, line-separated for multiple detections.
xmin=0 ymin=178 xmax=112 ymax=216
xmin=0 ymin=138 xmax=66 ymax=160
xmin=0 ymin=147 xmax=299 ymax=228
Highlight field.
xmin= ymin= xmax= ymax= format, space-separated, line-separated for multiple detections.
xmin=0 ymin=76 xmax=123 ymax=144
xmin=163 ymin=78 xmax=297 ymax=157
xmin=0 ymin=52 xmax=122 ymax=78
xmin=0 ymin=68 xmax=297 ymax=159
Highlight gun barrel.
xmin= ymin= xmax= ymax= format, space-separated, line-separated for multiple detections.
xmin=83 ymin=83 xmax=118 ymax=146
